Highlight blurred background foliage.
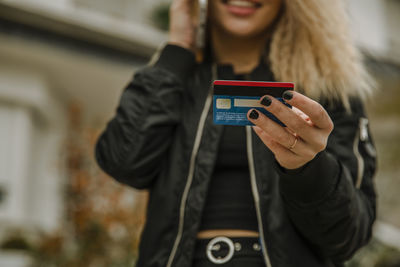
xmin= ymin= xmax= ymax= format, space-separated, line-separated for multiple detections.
xmin=26 ymin=104 xmax=146 ymax=267
xmin=347 ymin=239 xmax=400 ymax=267
xmin=150 ymin=3 xmax=170 ymax=31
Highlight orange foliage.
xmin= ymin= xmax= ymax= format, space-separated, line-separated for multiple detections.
xmin=31 ymin=103 xmax=147 ymax=267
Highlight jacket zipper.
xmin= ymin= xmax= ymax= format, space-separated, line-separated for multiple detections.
xmin=166 ymin=66 xmax=216 ymax=267
xmin=246 ymin=126 xmax=273 ymax=267
xmin=354 ymin=117 xmax=368 ymax=189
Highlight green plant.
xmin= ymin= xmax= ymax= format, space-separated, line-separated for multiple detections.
xmin=150 ymin=3 xmax=170 ymax=31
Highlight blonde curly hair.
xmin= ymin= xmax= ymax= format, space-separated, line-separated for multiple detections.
xmin=270 ymin=0 xmax=374 ymax=107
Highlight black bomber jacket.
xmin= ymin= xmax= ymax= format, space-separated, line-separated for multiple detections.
xmin=95 ymin=44 xmax=377 ymax=267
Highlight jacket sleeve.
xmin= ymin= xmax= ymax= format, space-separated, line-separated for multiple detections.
xmin=95 ymin=44 xmax=196 ymax=189
xmin=277 ymin=98 xmax=377 ymax=263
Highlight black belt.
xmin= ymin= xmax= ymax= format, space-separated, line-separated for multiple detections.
xmin=194 ymin=236 xmax=263 ymax=265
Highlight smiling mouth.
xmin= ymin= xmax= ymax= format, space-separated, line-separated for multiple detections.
xmin=222 ymin=0 xmax=262 ymax=9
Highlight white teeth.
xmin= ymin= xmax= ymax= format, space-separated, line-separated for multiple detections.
xmin=227 ymin=0 xmax=256 ymax=8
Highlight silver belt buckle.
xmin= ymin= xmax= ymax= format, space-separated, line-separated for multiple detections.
xmin=206 ymin=236 xmax=235 ymax=264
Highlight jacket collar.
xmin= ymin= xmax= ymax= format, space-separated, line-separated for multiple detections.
xmin=215 ymin=56 xmax=275 ymax=81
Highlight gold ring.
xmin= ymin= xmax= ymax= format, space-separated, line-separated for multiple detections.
xmin=289 ymin=134 xmax=298 ymax=150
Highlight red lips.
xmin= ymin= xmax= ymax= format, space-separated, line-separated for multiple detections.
xmin=222 ymin=0 xmax=262 ymax=16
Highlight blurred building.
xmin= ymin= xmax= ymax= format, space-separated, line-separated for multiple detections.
xmin=0 ymin=0 xmax=399 ymax=266
xmin=0 ymin=0 xmax=166 ymax=265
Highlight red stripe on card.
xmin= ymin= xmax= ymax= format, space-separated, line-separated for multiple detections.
xmin=213 ymin=80 xmax=294 ymax=88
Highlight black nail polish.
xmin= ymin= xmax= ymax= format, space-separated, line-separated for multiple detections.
xmin=261 ymin=96 xmax=272 ymax=107
xmin=249 ymin=109 xmax=259 ymax=120
xmin=283 ymin=91 xmax=293 ymax=100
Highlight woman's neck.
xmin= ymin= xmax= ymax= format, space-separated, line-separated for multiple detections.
xmin=210 ymin=27 xmax=270 ymax=74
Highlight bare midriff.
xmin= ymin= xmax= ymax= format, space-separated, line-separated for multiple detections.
xmin=196 ymin=229 xmax=259 ymax=239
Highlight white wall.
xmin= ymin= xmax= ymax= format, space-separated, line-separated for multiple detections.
xmin=0 ymin=104 xmax=33 ymax=225
xmin=0 ymin=68 xmax=66 ymax=232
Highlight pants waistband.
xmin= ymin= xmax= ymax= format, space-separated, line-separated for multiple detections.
xmin=194 ymin=236 xmax=263 ymax=261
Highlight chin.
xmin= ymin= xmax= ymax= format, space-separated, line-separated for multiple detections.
xmin=217 ymin=20 xmax=268 ymax=38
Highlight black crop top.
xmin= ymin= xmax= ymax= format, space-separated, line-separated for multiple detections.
xmin=198 ymin=124 xmax=258 ymax=231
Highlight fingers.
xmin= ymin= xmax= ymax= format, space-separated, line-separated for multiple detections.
xmin=248 ymin=110 xmax=307 ymax=153
xmin=252 ymin=126 xmax=310 ymax=169
xmin=292 ymin=106 xmax=314 ymax=126
xmin=257 ymin=95 xmax=319 ymax=144
xmin=282 ymin=91 xmax=333 ymax=131
xmin=252 ymin=126 xmax=296 ymax=157
xmin=168 ymin=0 xmax=196 ymax=50
xmin=248 ymin=91 xmax=333 ymax=170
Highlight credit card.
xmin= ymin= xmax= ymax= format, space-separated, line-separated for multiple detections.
xmin=213 ymin=80 xmax=294 ymax=126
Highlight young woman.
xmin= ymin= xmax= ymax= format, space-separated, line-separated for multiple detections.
xmin=95 ymin=0 xmax=377 ymax=266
